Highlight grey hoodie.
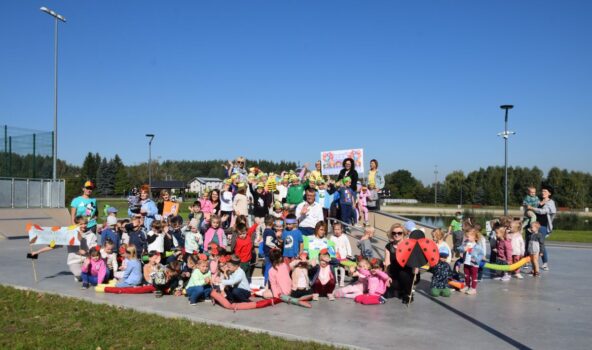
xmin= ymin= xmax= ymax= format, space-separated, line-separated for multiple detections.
xmin=533 ymin=199 xmax=557 ymax=232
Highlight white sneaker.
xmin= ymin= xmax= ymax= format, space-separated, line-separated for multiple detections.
xmin=542 ymin=263 xmax=549 ymax=271
xmin=515 ymin=273 xmax=524 ymax=279
xmin=466 ymin=288 xmax=477 ymax=295
xmin=501 ymin=275 xmax=511 ymax=282
xmin=460 ymin=287 xmax=469 ymax=293
xmin=493 ymin=276 xmax=503 ymax=281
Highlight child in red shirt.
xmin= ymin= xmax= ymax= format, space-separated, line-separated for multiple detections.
xmin=233 ymin=222 xmax=258 ymax=278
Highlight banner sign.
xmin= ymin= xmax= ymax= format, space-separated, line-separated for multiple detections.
xmin=320 ymin=148 xmax=364 ymax=176
xmin=27 ymin=223 xmax=80 ymax=246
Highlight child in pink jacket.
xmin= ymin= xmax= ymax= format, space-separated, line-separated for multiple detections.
xmin=494 ymin=228 xmax=513 ymax=282
xmin=354 ymin=258 xmax=391 ymax=305
xmin=81 ymin=248 xmax=107 ymax=289
xmin=334 ymin=258 xmax=371 ymax=299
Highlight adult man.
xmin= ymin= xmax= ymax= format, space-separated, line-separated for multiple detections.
xmin=295 ymin=187 xmax=324 ymax=236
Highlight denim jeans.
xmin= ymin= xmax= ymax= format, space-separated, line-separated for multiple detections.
xmin=540 ymin=226 xmax=549 ymax=264
xmin=186 ymin=285 xmax=212 ymax=303
xmin=81 ymin=272 xmax=98 ymax=286
xmin=263 ymin=256 xmax=272 ymax=285
xmin=226 ymin=287 xmax=251 ymax=302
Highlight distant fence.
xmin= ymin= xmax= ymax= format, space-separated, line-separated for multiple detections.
xmin=0 ymin=178 xmax=65 ymax=208
xmin=1 ymin=125 xmax=54 ymax=179
xmin=382 ymin=198 xmax=419 ymax=204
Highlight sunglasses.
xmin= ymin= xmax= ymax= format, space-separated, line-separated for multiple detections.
xmin=392 ymin=231 xmax=404 ymax=235
xmin=237 ymin=161 xmax=244 ymax=164
xmin=84 ymin=187 xmax=94 ymax=190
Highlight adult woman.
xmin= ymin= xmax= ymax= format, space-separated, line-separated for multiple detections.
xmin=226 ymin=156 xmax=247 ymax=180
xmin=209 ymin=189 xmax=221 ymax=216
xmin=139 ymin=185 xmax=159 ymax=231
xmin=337 ymin=158 xmax=359 ymax=194
xmin=529 ymin=185 xmax=556 ymax=271
xmin=156 ymin=190 xmax=170 ymax=216
xmin=367 ymin=159 xmax=385 ymax=211
xmin=383 ymin=223 xmax=414 ymax=304
xmin=70 ymin=180 xmax=98 ymax=231
xmin=309 ymin=160 xmax=323 ymax=186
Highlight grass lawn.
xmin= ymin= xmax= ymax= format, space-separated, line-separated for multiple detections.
xmin=0 ymin=285 xmax=336 ymax=350
xmin=546 ymin=230 xmax=592 ymax=243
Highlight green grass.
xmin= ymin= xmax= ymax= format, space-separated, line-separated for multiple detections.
xmin=546 ymin=230 xmax=592 ymax=243
xmin=0 ymin=285 xmax=336 ymax=350
xmin=96 ymin=199 xmax=193 ymax=223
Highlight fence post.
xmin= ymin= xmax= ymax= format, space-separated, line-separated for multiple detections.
xmin=11 ymin=178 xmax=14 ymax=208
xmin=40 ymin=179 xmax=44 ymax=208
xmin=8 ymin=136 xmax=12 ymax=177
xmin=32 ymin=134 xmax=36 ymax=178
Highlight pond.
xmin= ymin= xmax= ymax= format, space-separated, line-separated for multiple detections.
xmin=405 ymin=213 xmax=592 ymax=231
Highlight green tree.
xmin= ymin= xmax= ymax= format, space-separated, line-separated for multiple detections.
xmin=384 ymin=170 xmax=425 ymax=199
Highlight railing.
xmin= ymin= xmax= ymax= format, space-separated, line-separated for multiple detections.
xmin=0 ymin=177 xmax=65 ymax=208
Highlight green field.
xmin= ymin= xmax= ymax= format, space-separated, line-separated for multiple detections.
xmin=0 ymin=285 xmax=335 ymax=350
xmin=546 ymin=230 xmax=592 ymax=243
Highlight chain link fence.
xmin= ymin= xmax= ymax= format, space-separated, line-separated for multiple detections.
xmin=0 ymin=125 xmax=54 ymax=179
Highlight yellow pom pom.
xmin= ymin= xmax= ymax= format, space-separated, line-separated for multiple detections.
xmin=49 ymin=240 xmax=56 ymax=248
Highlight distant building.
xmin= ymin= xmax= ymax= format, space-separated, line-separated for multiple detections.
xmin=187 ymin=177 xmax=224 ymax=194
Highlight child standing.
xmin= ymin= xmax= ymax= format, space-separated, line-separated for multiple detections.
xmin=458 ymin=228 xmax=484 ymax=295
xmin=203 ymin=215 xmax=226 ymax=251
xmin=357 ymin=226 xmax=375 ymax=259
xmin=184 ymin=218 xmax=204 ymax=256
xmin=330 ymin=222 xmax=352 ymax=287
xmin=493 ymin=224 xmax=513 ymax=282
xmin=527 ymin=221 xmax=545 ymax=277
xmin=357 ymin=185 xmax=370 ymax=226
xmin=281 ymin=215 xmax=304 ymax=263
xmin=146 ymin=221 xmax=165 ymax=258
xmin=447 ymin=212 xmax=463 ymax=258
xmin=338 ymin=177 xmax=355 ymax=225
xmin=80 ymin=248 xmax=107 ymax=289
xmin=263 ymin=216 xmax=283 ymax=283
xmin=232 ymin=222 xmax=255 ymax=277
xmin=431 ymin=228 xmax=451 ymax=264
xmin=509 ymin=220 xmax=525 ymax=279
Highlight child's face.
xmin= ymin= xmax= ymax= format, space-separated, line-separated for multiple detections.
xmin=530 ymin=224 xmax=540 ymax=233
xmin=150 ymin=254 xmax=161 ymax=264
xmin=238 ymin=230 xmax=247 ymax=239
xmin=211 ymin=219 xmax=220 ymax=229
xmin=439 ymin=256 xmax=447 ymax=263
xmin=91 ymin=255 xmax=100 ymax=262
xmin=193 ymin=205 xmax=201 ymax=213
xmin=79 ymin=222 xmax=88 ymax=232
xmin=191 ymin=225 xmax=198 ymax=233
xmin=345 ymin=180 xmax=351 ymax=187
xmin=227 ymin=263 xmax=238 ymax=272
xmin=358 ymin=261 xmax=370 ymax=270
xmin=333 ymin=225 xmax=342 ymax=237
xmin=528 ymin=188 xmax=536 ymax=196
xmin=198 ymin=262 xmax=209 ymax=274
xmin=104 ymin=245 xmax=113 ymax=254
xmin=466 ymin=232 xmax=476 ymax=242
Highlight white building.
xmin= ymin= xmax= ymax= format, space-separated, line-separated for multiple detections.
xmin=187 ymin=177 xmax=224 ymax=194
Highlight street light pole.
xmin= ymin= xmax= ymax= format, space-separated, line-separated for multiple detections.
xmin=40 ymin=6 xmax=66 ymax=181
xmin=498 ymin=105 xmax=515 ymax=216
xmin=146 ymin=134 xmax=155 ymax=188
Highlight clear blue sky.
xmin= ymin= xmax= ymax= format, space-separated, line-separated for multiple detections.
xmin=1 ymin=0 xmax=591 ymax=184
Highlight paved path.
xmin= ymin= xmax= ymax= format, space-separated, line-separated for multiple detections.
xmin=1 ymin=239 xmax=591 ymax=350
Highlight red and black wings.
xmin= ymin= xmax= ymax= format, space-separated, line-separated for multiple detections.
xmin=396 ymin=230 xmax=440 ymax=268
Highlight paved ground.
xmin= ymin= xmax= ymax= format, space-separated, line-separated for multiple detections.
xmin=1 ymin=238 xmax=591 ymax=350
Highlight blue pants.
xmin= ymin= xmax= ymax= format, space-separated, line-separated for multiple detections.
xmin=226 ymin=287 xmax=251 ymax=303
xmin=340 ymin=204 xmax=353 ymax=225
xmin=263 ymin=256 xmax=272 ymax=285
xmin=186 ymin=285 xmax=212 ymax=303
xmin=115 ymin=281 xmax=136 ymax=288
xmin=540 ymin=226 xmax=549 ymax=264
xmin=81 ymin=272 xmax=98 ymax=286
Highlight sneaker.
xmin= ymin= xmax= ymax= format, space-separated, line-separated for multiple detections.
xmin=515 ymin=273 xmax=524 ymax=279
xmin=476 ymin=279 xmax=482 ymax=282
xmin=312 ymin=293 xmax=319 ymax=301
xmin=466 ymin=288 xmax=477 ymax=295
xmin=379 ymin=296 xmax=386 ymax=304
xmin=26 ymin=253 xmax=39 ymax=260
xmin=328 ymin=293 xmax=335 ymax=301
xmin=542 ymin=264 xmax=549 ymax=271
xmin=189 ymin=301 xmax=197 ymax=306
xmin=339 ymin=282 xmax=345 ymax=287
xmin=460 ymin=287 xmax=469 ymax=293
xmin=155 ymin=291 xmax=163 ymax=298
xmin=493 ymin=276 xmax=503 ymax=281
xmin=81 ymin=283 xmax=89 ymax=290
xmin=501 ymin=275 xmax=511 ymax=282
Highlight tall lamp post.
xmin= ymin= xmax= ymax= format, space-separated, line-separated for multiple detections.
xmin=434 ymin=165 xmax=438 ymax=206
xmin=146 ymin=134 xmax=155 ymax=188
xmin=498 ymin=105 xmax=515 ymax=216
xmin=40 ymin=6 xmax=66 ymax=181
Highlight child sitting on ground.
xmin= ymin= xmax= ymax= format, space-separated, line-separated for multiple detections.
xmin=219 ymin=255 xmax=251 ymax=302
xmin=81 ymin=247 xmax=107 ymax=289
xmin=289 ymin=252 xmax=312 ymax=298
xmin=330 ymin=222 xmax=352 ymax=287
xmin=334 ymin=258 xmax=371 ymax=299
xmin=429 ymin=248 xmax=453 ymax=297
xmin=116 ymin=244 xmax=143 ymax=288
xmin=354 ymin=258 xmax=390 ymax=305
xmin=100 ymin=239 xmax=118 ymax=280
xmin=310 ymin=249 xmax=336 ymax=301
xmin=146 ymin=221 xmax=165 ymax=259
xmin=184 ymin=218 xmax=203 ymax=256
xmin=186 ymin=254 xmax=212 ymax=305
xmin=143 ymin=250 xmax=164 ymax=285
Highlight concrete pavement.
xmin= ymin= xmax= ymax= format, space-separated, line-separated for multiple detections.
xmin=1 ymin=238 xmax=591 ymax=350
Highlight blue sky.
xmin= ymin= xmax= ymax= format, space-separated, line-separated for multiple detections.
xmin=1 ymin=0 xmax=591 ymax=184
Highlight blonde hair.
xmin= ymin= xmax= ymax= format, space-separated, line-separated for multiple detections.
xmin=431 ymin=228 xmax=444 ymax=242
xmin=510 ymin=220 xmax=522 ymax=233
xmin=126 ymin=244 xmax=138 ymax=260
xmin=388 ymin=223 xmax=404 ymax=239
